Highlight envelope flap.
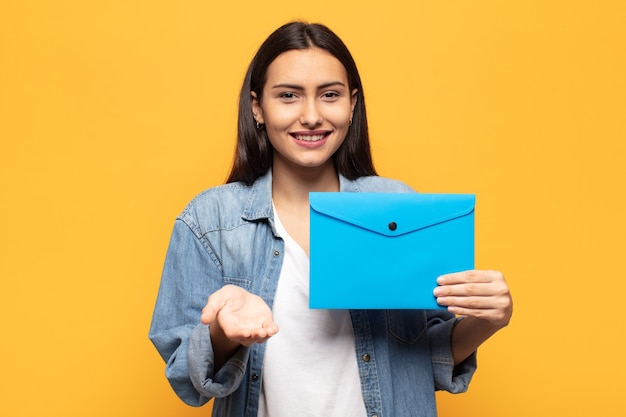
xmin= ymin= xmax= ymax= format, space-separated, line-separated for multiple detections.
xmin=309 ymin=192 xmax=475 ymax=237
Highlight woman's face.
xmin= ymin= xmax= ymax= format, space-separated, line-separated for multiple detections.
xmin=252 ymin=47 xmax=357 ymax=176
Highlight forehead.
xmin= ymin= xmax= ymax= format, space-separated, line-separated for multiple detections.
xmin=264 ymin=47 xmax=348 ymax=87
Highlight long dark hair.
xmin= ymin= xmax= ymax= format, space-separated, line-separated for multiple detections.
xmin=226 ymin=22 xmax=377 ymax=185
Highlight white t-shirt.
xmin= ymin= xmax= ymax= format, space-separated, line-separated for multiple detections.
xmin=257 ymin=207 xmax=367 ymax=417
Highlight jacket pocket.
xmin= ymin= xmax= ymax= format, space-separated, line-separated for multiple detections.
xmin=387 ymin=310 xmax=428 ymax=345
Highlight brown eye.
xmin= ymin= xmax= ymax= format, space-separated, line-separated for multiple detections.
xmin=321 ymin=92 xmax=339 ymax=100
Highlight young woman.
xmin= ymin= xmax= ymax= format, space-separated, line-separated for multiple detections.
xmin=149 ymin=22 xmax=512 ymax=417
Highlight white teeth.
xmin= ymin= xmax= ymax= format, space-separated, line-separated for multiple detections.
xmin=295 ymin=134 xmax=325 ymax=142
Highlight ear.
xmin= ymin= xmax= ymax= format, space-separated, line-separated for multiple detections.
xmin=251 ymin=91 xmax=264 ymax=124
xmin=350 ymin=88 xmax=358 ymax=120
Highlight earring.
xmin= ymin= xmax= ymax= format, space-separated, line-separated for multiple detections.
xmin=253 ymin=113 xmax=264 ymax=129
xmin=349 ymin=117 xmax=353 ymax=126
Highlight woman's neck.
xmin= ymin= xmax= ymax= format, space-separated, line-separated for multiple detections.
xmin=271 ymin=162 xmax=340 ymax=205
xmin=271 ymin=161 xmax=339 ymax=257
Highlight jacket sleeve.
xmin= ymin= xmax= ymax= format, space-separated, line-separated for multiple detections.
xmin=427 ymin=312 xmax=477 ymax=393
xmin=148 ymin=219 xmax=249 ymax=406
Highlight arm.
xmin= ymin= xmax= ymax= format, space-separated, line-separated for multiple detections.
xmin=148 ymin=220 xmax=248 ymax=404
xmin=434 ymin=270 xmax=513 ymax=364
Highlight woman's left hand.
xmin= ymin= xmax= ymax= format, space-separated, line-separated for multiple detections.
xmin=434 ymin=270 xmax=513 ymax=328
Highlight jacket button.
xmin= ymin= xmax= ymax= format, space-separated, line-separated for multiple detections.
xmin=388 ymin=221 xmax=397 ymax=231
xmin=273 ymin=250 xmax=280 ymax=257
xmin=362 ymin=354 xmax=371 ymax=362
xmin=251 ymin=373 xmax=259 ymax=381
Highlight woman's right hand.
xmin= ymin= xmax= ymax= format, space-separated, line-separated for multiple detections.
xmin=201 ymin=284 xmax=279 ymax=347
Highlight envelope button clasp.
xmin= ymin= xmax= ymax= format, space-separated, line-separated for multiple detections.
xmin=388 ymin=221 xmax=397 ymax=231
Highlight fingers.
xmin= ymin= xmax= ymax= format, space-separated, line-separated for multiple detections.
xmin=435 ymin=270 xmax=508 ymax=296
xmin=436 ymin=296 xmax=511 ymax=318
xmin=437 ymin=270 xmax=503 ymax=286
xmin=434 ymin=269 xmax=513 ymax=326
xmin=224 ymin=321 xmax=279 ymax=347
xmin=234 ymin=322 xmax=280 ymax=346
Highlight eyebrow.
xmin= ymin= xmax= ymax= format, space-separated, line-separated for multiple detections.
xmin=271 ymin=81 xmax=347 ymax=90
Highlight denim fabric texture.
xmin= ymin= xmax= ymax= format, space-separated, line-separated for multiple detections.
xmin=149 ymin=170 xmax=477 ymax=417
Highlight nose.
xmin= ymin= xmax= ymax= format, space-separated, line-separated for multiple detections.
xmin=299 ymin=99 xmax=323 ymax=127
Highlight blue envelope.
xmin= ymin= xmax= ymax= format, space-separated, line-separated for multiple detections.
xmin=309 ymin=192 xmax=475 ymax=309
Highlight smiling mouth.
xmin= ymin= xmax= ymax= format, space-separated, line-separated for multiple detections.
xmin=292 ymin=132 xmax=329 ymax=142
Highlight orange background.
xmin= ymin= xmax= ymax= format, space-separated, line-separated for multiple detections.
xmin=1 ymin=1 xmax=625 ymax=415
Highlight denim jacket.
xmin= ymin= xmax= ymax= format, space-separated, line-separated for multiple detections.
xmin=149 ymin=170 xmax=476 ymax=417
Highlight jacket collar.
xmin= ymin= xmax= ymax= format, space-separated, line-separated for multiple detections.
xmin=242 ymin=170 xmax=274 ymax=223
xmin=241 ymin=169 xmax=359 ymax=223
xmin=339 ymin=173 xmax=360 ymax=192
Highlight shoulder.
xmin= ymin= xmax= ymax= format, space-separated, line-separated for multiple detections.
xmin=177 ymin=182 xmax=253 ymax=235
xmin=184 ymin=182 xmax=251 ymax=211
xmin=347 ymin=175 xmax=416 ymax=193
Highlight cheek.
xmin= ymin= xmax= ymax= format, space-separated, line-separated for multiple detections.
xmin=264 ymin=108 xmax=298 ymax=130
xmin=324 ymin=103 xmax=352 ymax=124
